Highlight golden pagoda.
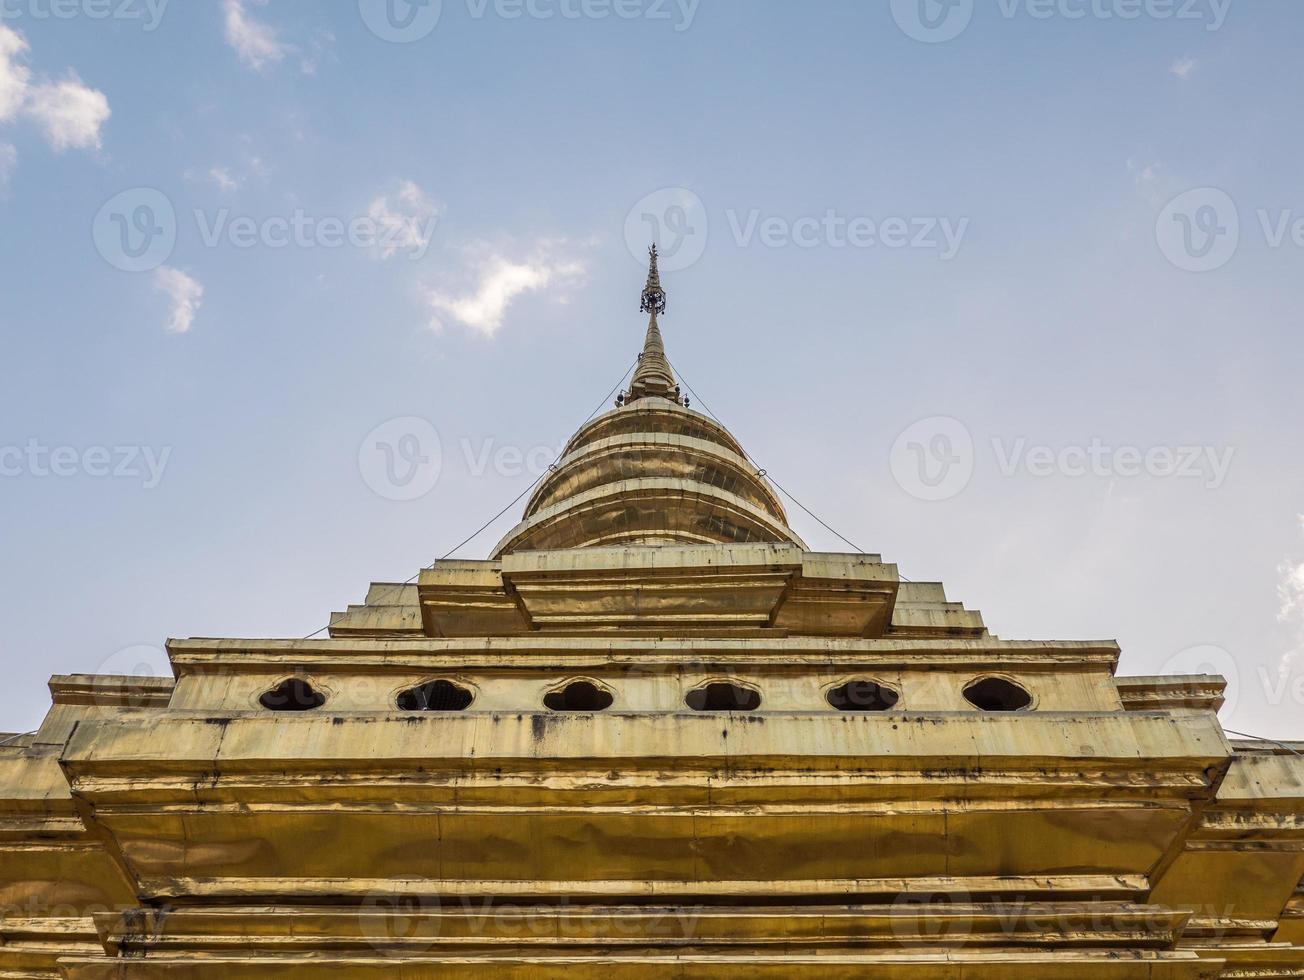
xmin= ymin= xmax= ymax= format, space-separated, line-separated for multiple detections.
xmin=2 ymin=250 xmax=1303 ymax=978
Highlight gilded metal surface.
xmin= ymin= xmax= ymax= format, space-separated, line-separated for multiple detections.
xmin=1 ymin=258 xmax=1302 ymax=976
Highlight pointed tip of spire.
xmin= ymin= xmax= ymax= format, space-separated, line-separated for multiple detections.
xmin=625 ymin=245 xmax=683 ymax=408
xmin=639 ymin=243 xmax=666 ymax=316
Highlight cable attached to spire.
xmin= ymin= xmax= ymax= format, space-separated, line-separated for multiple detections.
xmin=668 ymin=356 xmax=909 ymax=580
xmin=300 ymin=356 xmax=640 ymax=640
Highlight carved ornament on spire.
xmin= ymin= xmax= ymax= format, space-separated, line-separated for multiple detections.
xmin=639 ymin=244 xmax=667 ymax=316
xmin=620 ymin=244 xmax=683 ymax=408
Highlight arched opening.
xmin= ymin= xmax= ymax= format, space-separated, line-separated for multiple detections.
xmin=685 ymin=682 xmax=761 ymax=712
xmin=543 ymin=680 xmax=613 ymax=712
xmin=827 ymin=680 xmax=900 ymax=712
xmin=963 ymin=677 xmax=1033 ymax=712
xmin=397 ymin=679 xmax=474 ymax=712
xmin=259 ymin=678 xmax=326 ymax=712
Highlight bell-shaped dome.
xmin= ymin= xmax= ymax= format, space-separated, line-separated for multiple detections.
xmin=492 ymin=248 xmax=803 ymax=557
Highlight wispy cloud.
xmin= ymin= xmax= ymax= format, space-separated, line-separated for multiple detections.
xmin=0 ymin=26 xmax=110 ymax=153
xmin=0 ymin=27 xmax=31 ymax=123
xmin=186 ymin=150 xmax=266 ymax=192
xmin=368 ymin=180 xmax=441 ymax=260
xmin=299 ymin=28 xmax=336 ymax=76
xmin=222 ymin=0 xmax=289 ymax=72
xmin=1277 ymin=515 xmax=1304 ymax=678
xmin=1126 ymin=158 xmax=1187 ymax=210
xmin=0 ymin=141 xmax=15 ymax=193
xmin=209 ymin=166 xmax=239 ymax=192
xmin=426 ymin=244 xmax=587 ymax=337
xmin=1170 ymin=56 xmax=1198 ymax=80
xmin=152 ymin=266 xmax=204 ymax=334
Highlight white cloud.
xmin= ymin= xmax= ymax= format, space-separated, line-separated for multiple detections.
xmin=299 ymin=28 xmax=336 ymax=76
xmin=223 ymin=0 xmax=289 ymax=71
xmin=24 ymin=72 xmax=110 ymax=151
xmin=1170 ymin=56 xmax=1198 ymax=80
xmin=0 ymin=27 xmax=31 ymax=123
xmin=1127 ymin=158 xmax=1181 ymax=210
xmin=0 ymin=142 xmax=15 ymax=192
xmin=426 ymin=247 xmax=586 ymax=337
xmin=367 ymin=180 xmax=441 ymax=260
xmin=1277 ymin=515 xmax=1304 ymax=677
xmin=0 ymin=26 xmax=109 ymax=153
xmin=152 ymin=266 xmax=204 ymax=334
xmin=209 ymin=166 xmax=239 ymax=192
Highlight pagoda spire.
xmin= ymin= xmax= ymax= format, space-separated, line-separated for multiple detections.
xmin=621 ymin=245 xmax=684 ymax=407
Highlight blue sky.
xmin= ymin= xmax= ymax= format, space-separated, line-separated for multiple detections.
xmin=1 ymin=0 xmax=1302 ymax=735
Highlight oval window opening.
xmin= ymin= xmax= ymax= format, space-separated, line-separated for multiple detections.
xmin=544 ymin=681 xmax=613 ymax=712
xmin=259 ymin=678 xmax=326 ymax=712
xmin=963 ymin=677 xmax=1032 ymax=712
xmin=685 ymin=682 xmax=761 ymax=712
xmin=828 ymin=680 xmax=899 ymax=712
xmin=397 ymin=679 xmax=474 ymax=712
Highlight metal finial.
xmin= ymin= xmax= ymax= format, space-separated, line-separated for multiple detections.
xmin=639 ymin=244 xmax=667 ymax=316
